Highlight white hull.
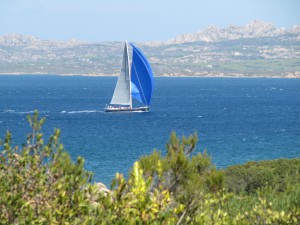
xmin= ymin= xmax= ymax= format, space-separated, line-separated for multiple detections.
xmin=105 ymin=106 xmax=149 ymax=112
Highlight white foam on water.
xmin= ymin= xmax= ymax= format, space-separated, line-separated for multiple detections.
xmin=134 ymin=111 xmax=147 ymax=113
xmin=3 ymin=109 xmax=15 ymax=113
xmin=3 ymin=110 xmax=35 ymax=114
xmin=16 ymin=111 xmax=35 ymax=114
xmin=67 ymin=110 xmax=98 ymax=114
xmin=3 ymin=110 xmax=50 ymax=114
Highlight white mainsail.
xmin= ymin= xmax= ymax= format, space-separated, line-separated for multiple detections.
xmin=110 ymin=42 xmax=131 ymax=106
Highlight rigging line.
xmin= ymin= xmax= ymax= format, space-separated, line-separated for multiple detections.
xmin=131 ymin=60 xmax=147 ymax=105
xmin=126 ymin=41 xmax=132 ymax=108
xmin=124 ymin=49 xmax=131 ymax=104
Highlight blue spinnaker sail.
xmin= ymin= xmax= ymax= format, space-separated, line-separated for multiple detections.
xmin=130 ymin=43 xmax=154 ymax=106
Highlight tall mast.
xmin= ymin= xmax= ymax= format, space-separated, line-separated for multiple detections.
xmin=126 ymin=40 xmax=132 ymax=109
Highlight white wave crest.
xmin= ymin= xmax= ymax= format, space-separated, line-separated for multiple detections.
xmin=67 ymin=110 xmax=98 ymax=114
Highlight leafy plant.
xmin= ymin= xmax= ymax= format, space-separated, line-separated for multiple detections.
xmin=1 ymin=111 xmax=300 ymax=224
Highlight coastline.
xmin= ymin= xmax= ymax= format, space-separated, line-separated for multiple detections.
xmin=1 ymin=72 xmax=300 ymax=78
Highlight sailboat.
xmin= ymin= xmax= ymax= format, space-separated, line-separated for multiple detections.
xmin=105 ymin=41 xmax=154 ymax=112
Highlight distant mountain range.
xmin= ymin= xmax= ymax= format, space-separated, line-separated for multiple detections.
xmin=0 ymin=20 xmax=299 ymax=77
xmin=167 ymin=20 xmax=300 ymax=44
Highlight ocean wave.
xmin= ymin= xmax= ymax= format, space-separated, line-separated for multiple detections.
xmin=2 ymin=110 xmax=49 ymax=114
xmin=2 ymin=110 xmax=34 ymax=114
xmin=15 ymin=111 xmax=35 ymax=114
xmin=61 ymin=110 xmax=99 ymax=114
xmin=132 ymin=111 xmax=148 ymax=113
xmin=3 ymin=109 xmax=15 ymax=113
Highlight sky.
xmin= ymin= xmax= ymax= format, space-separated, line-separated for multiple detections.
xmin=0 ymin=0 xmax=299 ymax=42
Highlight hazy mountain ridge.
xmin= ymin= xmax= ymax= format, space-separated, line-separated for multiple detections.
xmin=166 ymin=20 xmax=300 ymax=44
xmin=0 ymin=21 xmax=299 ymax=77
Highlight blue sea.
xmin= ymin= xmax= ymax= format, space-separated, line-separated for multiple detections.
xmin=1 ymin=75 xmax=300 ymax=186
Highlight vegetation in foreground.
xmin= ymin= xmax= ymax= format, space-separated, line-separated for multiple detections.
xmin=0 ymin=111 xmax=299 ymax=224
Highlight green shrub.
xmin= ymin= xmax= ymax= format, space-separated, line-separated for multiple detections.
xmin=1 ymin=111 xmax=300 ymax=224
xmin=138 ymin=132 xmax=225 ymax=223
xmin=0 ymin=111 xmax=95 ymax=224
xmin=225 ymin=159 xmax=300 ymax=193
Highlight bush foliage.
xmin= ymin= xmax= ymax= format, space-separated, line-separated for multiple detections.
xmin=0 ymin=111 xmax=299 ymax=224
xmin=225 ymin=158 xmax=300 ymax=193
